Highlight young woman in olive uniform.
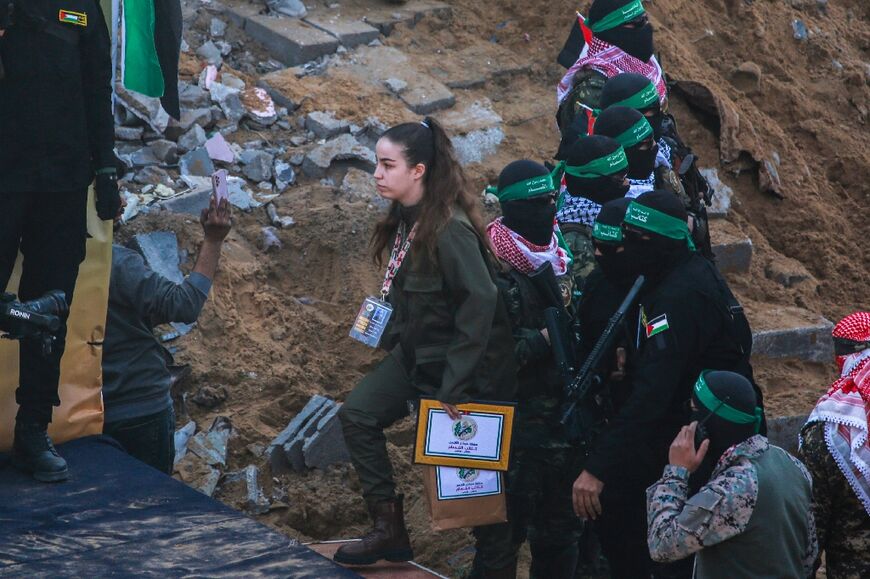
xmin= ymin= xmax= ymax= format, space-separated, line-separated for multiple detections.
xmin=335 ymin=118 xmax=517 ymax=571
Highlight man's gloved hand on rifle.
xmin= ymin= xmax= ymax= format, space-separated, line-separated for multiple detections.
xmin=94 ymin=167 xmax=122 ymax=221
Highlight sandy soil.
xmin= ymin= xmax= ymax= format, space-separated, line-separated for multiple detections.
xmin=119 ymin=0 xmax=869 ymax=574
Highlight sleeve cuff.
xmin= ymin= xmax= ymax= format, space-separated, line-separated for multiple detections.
xmin=186 ymin=272 xmax=213 ymax=296
xmin=663 ymin=464 xmax=690 ymax=481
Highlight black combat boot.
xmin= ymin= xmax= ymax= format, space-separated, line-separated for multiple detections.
xmin=333 ymin=495 xmax=414 ymax=565
xmin=12 ymin=420 xmax=69 ymax=482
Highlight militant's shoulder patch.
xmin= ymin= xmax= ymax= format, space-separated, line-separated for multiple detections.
xmin=646 ymin=313 xmax=670 ymax=338
xmin=59 ymin=9 xmax=88 ymax=27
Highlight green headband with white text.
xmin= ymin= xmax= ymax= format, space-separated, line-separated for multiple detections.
xmin=486 ymin=173 xmax=557 ymax=203
xmin=694 ymin=371 xmax=763 ymax=433
xmin=624 ymin=201 xmax=695 ymax=250
xmin=589 ymin=0 xmax=645 ymax=33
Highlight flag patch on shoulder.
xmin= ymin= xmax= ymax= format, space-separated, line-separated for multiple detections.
xmin=59 ymin=10 xmax=88 ymax=26
xmin=646 ymin=314 xmax=670 ymax=338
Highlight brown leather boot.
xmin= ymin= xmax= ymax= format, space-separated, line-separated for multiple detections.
xmin=333 ymin=495 xmax=414 ymax=565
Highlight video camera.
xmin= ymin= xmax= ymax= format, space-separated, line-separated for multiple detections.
xmin=0 ymin=290 xmax=68 ymax=356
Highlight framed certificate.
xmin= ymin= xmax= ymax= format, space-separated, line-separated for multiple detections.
xmin=413 ymin=399 xmax=515 ymax=471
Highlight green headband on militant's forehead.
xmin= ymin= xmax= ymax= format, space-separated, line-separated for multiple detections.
xmin=592 ymin=222 xmax=623 ymax=242
xmin=624 ymin=201 xmax=696 ymax=250
xmin=609 ymin=82 xmax=660 ymax=111
xmin=561 ymin=148 xmax=628 ymax=179
xmin=613 ymin=116 xmax=653 ymax=148
xmin=589 ymin=0 xmax=645 ymax=33
xmin=694 ymin=372 xmax=763 ymax=433
xmin=486 ymin=173 xmax=556 ymax=203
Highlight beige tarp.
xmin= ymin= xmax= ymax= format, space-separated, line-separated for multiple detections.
xmin=0 ymin=189 xmax=110 ymax=451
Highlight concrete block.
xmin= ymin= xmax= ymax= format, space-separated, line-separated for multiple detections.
xmin=766 ymin=415 xmax=809 ymax=455
xmin=303 ymin=15 xmax=380 ymax=48
xmin=751 ymin=307 xmax=834 ymax=363
xmin=400 ymin=83 xmax=456 ymax=115
xmin=129 ymin=231 xmax=184 ymax=284
xmin=232 ymin=5 xmax=339 ymax=66
xmin=699 ymin=167 xmax=734 ymax=219
xmin=303 ymin=404 xmax=351 ymax=470
xmin=302 ymin=134 xmax=376 ymax=179
xmin=179 ymin=146 xmax=216 ymax=177
xmin=267 ymin=395 xmax=330 ymax=474
xmin=283 ymin=400 xmax=336 ymax=472
xmin=306 ymin=111 xmax=350 ymax=139
xmin=160 ymin=188 xmax=211 ymax=216
xmin=711 ymin=221 xmax=752 ymax=274
xmin=436 ymin=98 xmax=504 ymax=166
xmin=363 ymin=0 xmax=452 ymax=35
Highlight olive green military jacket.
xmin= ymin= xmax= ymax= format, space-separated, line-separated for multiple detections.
xmin=383 ymin=207 xmax=517 ymax=405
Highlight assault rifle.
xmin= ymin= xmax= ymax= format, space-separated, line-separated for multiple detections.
xmin=528 ymin=262 xmax=576 ymax=386
xmin=560 ymin=275 xmax=645 ymax=443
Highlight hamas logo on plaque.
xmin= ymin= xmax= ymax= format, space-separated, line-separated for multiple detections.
xmin=453 ymin=416 xmax=478 ymax=441
xmin=457 ymin=468 xmax=479 ymax=482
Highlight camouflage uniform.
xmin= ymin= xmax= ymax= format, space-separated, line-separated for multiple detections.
xmin=557 ymin=70 xmax=608 ymax=131
xmin=647 ymin=435 xmax=818 ymax=578
xmin=472 ymin=266 xmax=584 ymax=577
xmin=559 ymin=223 xmax=597 ymax=295
xmin=799 ymin=421 xmax=870 ymax=579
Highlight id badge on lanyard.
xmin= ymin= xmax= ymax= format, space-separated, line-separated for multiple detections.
xmin=349 ymin=222 xmax=417 ymax=348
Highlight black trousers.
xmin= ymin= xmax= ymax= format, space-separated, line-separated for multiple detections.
xmin=104 ymin=407 xmax=176 ymax=475
xmin=0 ymin=189 xmax=88 ymax=426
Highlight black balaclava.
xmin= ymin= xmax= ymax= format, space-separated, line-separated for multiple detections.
xmin=589 ymin=0 xmax=655 ymax=62
xmin=563 ymin=135 xmax=630 ymax=205
xmin=622 ymin=190 xmax=689 ymax=281
xmin=594 ymin=106 xmax=658 ymax=179
xmin=498 ymin=160 xmax=557 ymax=246
xmin=592 ymin=197 xmax=634 ymax=287
xmin=600 ymin=73 xmax=664 ymax=140
xmin=689 ymin=370 xmax=762 ymax=489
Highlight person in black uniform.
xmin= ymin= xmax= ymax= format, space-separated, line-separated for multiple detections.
xmin=0 ymin=0 xmax=120 ymax=482
xmin=572 ymin=190 xmax=762 ymax=578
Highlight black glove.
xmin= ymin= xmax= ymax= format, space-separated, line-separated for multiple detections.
xmin=94 ymin=170 xmax=120 ymax=221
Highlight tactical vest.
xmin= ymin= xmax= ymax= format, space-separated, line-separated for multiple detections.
xmin=696 ymin=445 xmax=812 ymax=579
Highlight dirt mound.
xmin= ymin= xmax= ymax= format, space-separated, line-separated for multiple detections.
xmin=126 ymin=0 xmax=869 ymax=574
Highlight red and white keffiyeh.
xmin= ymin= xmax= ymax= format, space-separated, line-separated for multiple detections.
xmin=486 ymin=218 xmax=569 ymax=276
xmin=557 ymin=35 xmax=667 ymax=106
xmin=805 ymin=312 xmax=870 ymax=515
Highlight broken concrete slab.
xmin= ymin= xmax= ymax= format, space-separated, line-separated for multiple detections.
xmin=339 ymin=46 xmax=455 ymax=115
xmin=178 ymin=125 xmax=208 ymax=153
xmin=223 ymin=465 xmax=271 ymax=514
xmin=205 ymin=132 xmax=235 ymax=163
xmin=187 ymin=416 xmax=233 ymax=468
xmin=362 ymin=0 xmax=452 ymax=36
xmin=302 ymin=133 xmax=376 ymax=179
xmin=751 ymin=307 xmax=834 ymax=363
xmin=699 ymin=168 xmax=734 ymax=219
xmin=116 ymin=85 xmax=171 ymax=134
xmin=303 ymin=14 xmax=380 ymax=48
xmin=266 ymin=395 xmax=329 ymax=473
xmin=435 ymin=98 xmax=504 ymax=166
xmin=240 ymin=150 xmax=275 ymax=182
xmin=180 ymin=146 xmax=216 ymax=177
xmin=160 ymin=188 xmax=210 ymax=216
xmin=228 ymin=177 xmax=263 ymax=211
xmin=284 ymin=400 xmax=336 ymax=472
xmin=228 ymin=5 xmax=339 ymax=66
xmin=241 ymin=87 xmax=278 ymax=125
xmin=129 ymin=231 xmax=184 ymax=284
xmin=340 ymin=167 xmax=388 ymax=209
xmin=174 ymin=421 xmax=197 ymax=466
xmin=417 ymin=43 xmax=531 ymax=90
xmin=766 ymin=415 xmax=809 ymax=455
xmin=306 ymin=111 xmax=349 ymax=139
xmin=165 ymin=108 xmax=214 ymax=141
xmin=115 ymin=126 xmax=145 ymax=142
xmin=711 ymin=221 xmax=752 ymax=274
xmin=302 ymin=404 xmax=350 ymax=470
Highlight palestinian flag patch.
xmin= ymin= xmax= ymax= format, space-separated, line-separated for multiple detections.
xmin=646 ymin=314 xmax=670 ymax=338
xmin=59 ymin=10 xmax=88 ymax=27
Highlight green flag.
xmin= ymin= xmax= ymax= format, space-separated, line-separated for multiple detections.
xmin=123 ymin=0 xmax=165 ymax=98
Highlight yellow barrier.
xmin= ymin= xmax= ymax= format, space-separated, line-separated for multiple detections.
xmin=0 ymin=188 xmax=110 ymax=451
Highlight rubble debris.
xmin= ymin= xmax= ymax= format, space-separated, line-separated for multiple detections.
xmin=191 ymin=385 xmax=229 ymax=409
xmin=303 ymin=14 xmax=380 ymax=48
xmin=129 ymin=231 xmax=184 ymax=284
xmin=179 ymin=81 xmax=211 ymax=109
xmin=180 ymin=147 xmax=216 ymax=177
xmin=699 ymin=168 xmax=733 ymax=218
xmin=205 ymin=132 xmax=236 ymax=163
xmin=228 ymin=4 xmax=338 ymax=66
xmin=178 ymin=125 xmax=208 ymax=153
xmin=792 ymin=19 xmax=809 ymax=41
xmin=174 ymin=421 xmax=197 ymax=466
xmin=301 ymin=134 xmax=376 ymax=178
xmin=115 ymin=126 xmax=144 ymax=141
xmin=210 ymin=82 xmax=245 ymax=123
xmin=227 ymin=176 xmax=263 ymax=210
xmin=305 ymin=111 xmax=349 ymax=139
xmin=436 ymin=99 xmax=504 ymax=166
xmin=265 ymin=203 xmax=296 ymax=229
xmin=240 ymin=150 xmax=275 ymax=182
xmin=241 ymin=87 xmax=278 ymax=125
xmin=266 ymin=396 xmax=350 ymax=474
xmin=210 ymin=17 xmax=228 ymax=38
xmin=196 ymin=40 xmax=223 ymax=66
xmin=116 ymin=85 xmax=171 ymax=134
xmin=273 ymin=160 xmax=297 ymax=191
xmin=259 ymin=226 xmax=283 ymax=252
xmin=268 ymin=0 xmax=308 ymax=18
xmin=187 ymin=416 xmax=233 ymax=467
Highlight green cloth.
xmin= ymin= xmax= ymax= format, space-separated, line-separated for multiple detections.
xmin=487 ymin=174 xmax=556 ymax=203
xmin=608 ymin=81 xmax=660 ymax=111
xmin=589 ymin=0 xmax=645 ymax=33
xmin=592 ymin=222 xmax=623 ymax=243
xmin=613 ymin=116 xmax=653 ymax=148
xmin=624 ymin=201 xmax=696 ymax=250
xmin=558 ymin=148 xmax=628 ymax=180
xmin=694 ymin=372 xmax=762 ymax=432
xmin=123 ymin=0 xmax=165 ymax=98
